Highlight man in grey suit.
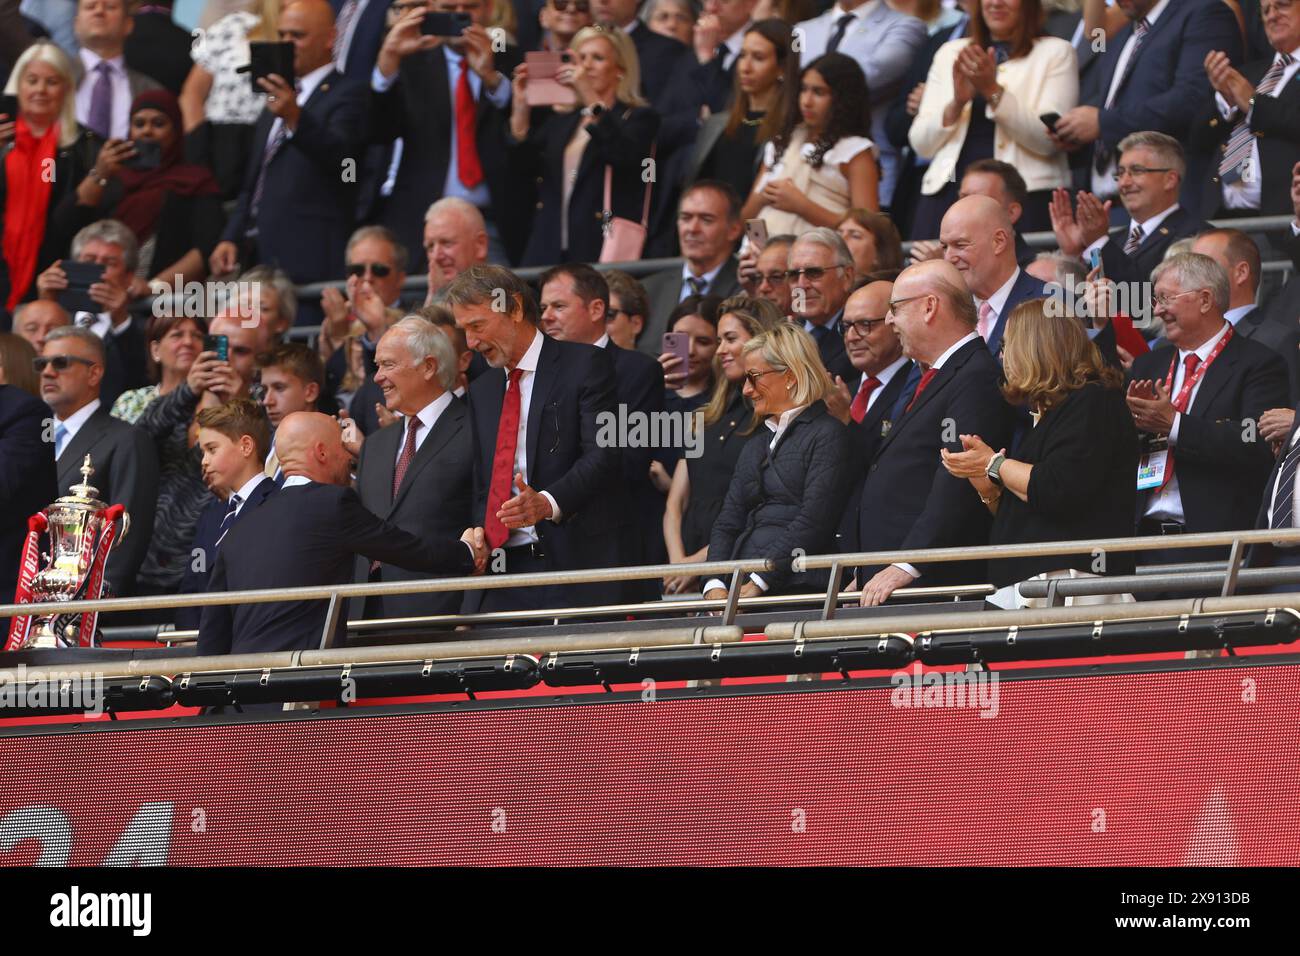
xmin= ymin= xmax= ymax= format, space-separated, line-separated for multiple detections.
xmin=71 ymin=0 xmax=162 ymax=140
xmin=637 ymin=180 xmax=743 ymax=358
xmin=795 ymin=0 xmax=927 ymax=207
xmin=1193 ymin=228 xmax=1300 ymax=403
xmin=40 ymin=326 xmax=158 ymax=597
xmin=353 ymin=316 xmax=474 ymax=619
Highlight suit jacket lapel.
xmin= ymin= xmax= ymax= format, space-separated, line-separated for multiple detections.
xmin=1187 ymin=330 xmax=1240 ymax=415
xmin=526 ymin=335 xmax=559 ymax=472
xmin=391 ymin=401 xmax=465 ymax=512
xmin=367 ymin=422 xmax=399 ymax=508
xmin=861 ymin=360 xmax=912 ymax=437
xmin=874 ymin=344 xmax=973 ymax=458
xmin=57 ymin=409 xmax=106 ymax=488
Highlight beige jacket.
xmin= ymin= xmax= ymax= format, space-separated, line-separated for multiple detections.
xmin=910 ymin=35 xmax=1078 ymax=195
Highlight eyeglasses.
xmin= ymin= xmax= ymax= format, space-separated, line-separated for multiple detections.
xmin=743 ymin=368 xmax=784 ymax=386
xmin=606 ymin=308 xmax=636 ymax=321
xmin=1153 ymin=289 xmax=1204 ymax=309
xmin=552 ymin=0 xmax=590 ymax=9
xmin=786 ymin=266 xmax=846 ymax=282
xmin=842 ymin=317 xmax=887 ymax=337
xmin=887 ymin=295 xmax=924 ymax=314
xmin=755 ymin=271 xmax=789 ymax=285
xmin=347 ymin=262 xmax=393 ymax=278
xmin=34 ymin=355 xmax=97 ymax=373
xmin=1113 ymin=165 xmax=1172 ymax=180
xmin=1262 ymin=0 xmax=1294 ymax=16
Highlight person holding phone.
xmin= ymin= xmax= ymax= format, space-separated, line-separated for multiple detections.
xmin=0 ymin=41 xmax=114 ymax=314
xmin=508 ymin=25 xmax=659 ymax=266
xmin=741 ymin=52 xmax=879 ymax=235
xmin=659 ymin=293 xmax=721 ymax=412
xmin=92 ymin=91 xmax=222 ymax=296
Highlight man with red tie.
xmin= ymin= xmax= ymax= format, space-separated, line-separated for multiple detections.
xmin=369 ymin=0 xmax=522 ymax=273
xmin=855 ymin=260 xmax=1015 ymax=607
xmin=448 ymin=265 xmax=621 ymax=616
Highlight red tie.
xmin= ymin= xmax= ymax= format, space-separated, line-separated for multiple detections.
xmin=455 ymin=58 xmax=484 ymax=189
xmin=392 ymin=414 xmax=421 ymax=499
xmin=849 ymin=376 xmax=881 ymax=423
xmin=485 ymin=368 xmax=524 ymax=549
xmin=904 ymin=367 xmax=939 ymax=413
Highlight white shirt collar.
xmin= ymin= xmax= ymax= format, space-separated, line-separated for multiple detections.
xmin=980 ymin=267 xmax=1021 ymax=320
xmin=411 ymin=390 xmax=453 ymax=431
xmin=594 ymin=333 xmax=610 ymax=349
xmin=764 ymin=403 xmax=809 ymax=447
xmin=512 ymin=326 xmax=544 ymax=375
xmin=296 ymin=62 xmax=334 ymax=102
xmin=232 ymin=472 xmax=269 ymax=504
xmin=1179 ymin=320 xmax=1231 ymax=364
xmin=79 ymin=49 xmax=125 ymax=74
xmin=1224 ymin=303 xmax=1256 ymax=327
xmin=931 ymin=331 xmax=981 ymax=371
xmin=280 ymin=474 xmax=312 ymax=488
xmin=683 ymin=259 xmax=725 ymax=288
xmin=723 ymin=23 xmax=750 ymax=57
xmin=56 ymin=396 xmax=101 ymax=430
xmin=620 ymin=18 xmax=640 ymax=33
xmin=1143 ymin=0 xmax=1171 ymax=27
xmin=1135 ymin=202 xmax=1180 ymax=237
xmin=833 ymin=0 xmax=878 ymax=19
xmin=870 ymin=354 xmax=909 ymax=388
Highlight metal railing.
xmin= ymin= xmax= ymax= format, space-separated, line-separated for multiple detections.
xmin=3 ymin=528 xmax=1298 ymax=684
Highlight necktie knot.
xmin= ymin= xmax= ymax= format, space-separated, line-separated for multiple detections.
xmin=1136 ymin=17 xmax=1149 ymax=37
xmin=226 ymin=493 xmax=242 ymax=512
xmin=508 ymin=367 xmax=524 ymax=387
xmin=1183 ymin=352 xmax=1201 ymax=376
xmin=94 ymin=61 xmax=112 ymax=76
xmin=976 ymin=301 xmax=994 ymax=340
xmin=686 ymin=275 xmax=706 ymax=296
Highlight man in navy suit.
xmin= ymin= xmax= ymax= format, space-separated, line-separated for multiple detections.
xmin=1052 ymin=0 xmax=1241 ymax=214
xmin=939 ymin=196 xmax=1048 ymax=359
xmin=198 ymin=412 xmax=486 ymax=655
xmin=0 ymin=384 xmax=57 ymax=603
xmin=177 ymin=399 xmax=278 ymax=630
xmin=209 ymin=0 xmax=368 ymax=316
xmin=331 ymin=0 xmax=393 ymax=82
xmin=857 ymin=260 xmax=1015 ymax=606
xmin=353 ymin=316 xmax=474 ymax=619
xmin=368 ymin=0 xmax=522 ymax=270
xmin=1051 ymin=132 xmax=1212 ymax=288
xmin=538 ymin=263 xmax=665 ymax=600
xmin=447 ymin=264 xmax=622 ymax=615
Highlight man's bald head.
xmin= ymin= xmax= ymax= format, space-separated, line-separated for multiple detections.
xmin=843 ymin=280 xmax=902 ymax=376
xmin=939 ymin=195 xmax=1017 ymax=300
xmin=275 ymin=411 xmax=352 ymax=485
xmin=280 ymin=0 xmax=337 ymax=76
xmin=887 ymin=260 xmax=979 ymax=366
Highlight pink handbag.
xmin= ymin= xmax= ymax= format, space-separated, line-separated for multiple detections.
xmin=599 ymin=144 xmax=655 ymax=263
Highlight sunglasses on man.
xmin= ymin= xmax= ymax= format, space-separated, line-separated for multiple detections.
xmin=346 ymin=262 xmax=393 ymax=279
xmin=34 ymin=355 xmax=98 ymax=373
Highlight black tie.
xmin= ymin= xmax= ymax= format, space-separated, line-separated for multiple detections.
xmin=686 ymin=276 xmax=706 ymax=297
xmin=215 ymin=494 xmax=242 ymax=547
xmin=827 ymin=13 xmax=854 ymax=54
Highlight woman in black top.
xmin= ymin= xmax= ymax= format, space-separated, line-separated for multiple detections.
xmin=509 ymin=26 xmax=659 ymax=266
xmin=702 ymin=322 xmax=855 ymax=600
xmin=664 ymin=295 xmax=783 ymax=593
xmin=684 ymin=19 xmax=795 ymax=201
xmin=941 ymin=299 xmax=1139 ymax=605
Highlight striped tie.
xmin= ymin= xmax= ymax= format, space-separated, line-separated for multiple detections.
xmin=1271 ymin=438 xmax=1300 ymax=530
xmin=215 ymin=494 xmax=242 ymax=547
xmin=1122 ymin=223 xmax=1144 ymax=255
xmin=1219 ymin=54 xmax=1294 ymax=183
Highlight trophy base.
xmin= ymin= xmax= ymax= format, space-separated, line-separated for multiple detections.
xmin=19 ymin=620 xmax=80 ymax=651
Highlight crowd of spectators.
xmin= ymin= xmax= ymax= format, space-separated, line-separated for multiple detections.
xmin=3 ymin=0 xmax=1300 ymax=653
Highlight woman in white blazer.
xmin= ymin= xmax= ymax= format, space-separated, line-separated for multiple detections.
xmin=907 ymin=0 xmax=1077 ymax=240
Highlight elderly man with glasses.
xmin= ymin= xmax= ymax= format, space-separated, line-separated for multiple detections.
xmin=1049 ymin=131 xmax=1212 ymax=285
xmin=786 ymin=227 xmax=860 ymax=391
xmin=39 ymin=325 xmax=158 ymax=596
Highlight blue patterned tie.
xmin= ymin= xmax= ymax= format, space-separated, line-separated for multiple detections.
xmin=215 ymin=494 xmax=242 ymax=547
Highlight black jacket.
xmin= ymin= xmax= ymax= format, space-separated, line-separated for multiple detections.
xmin=0 ymin=127 xmax=106 ymax=314
xmin=510 ymin=102 xmax=660 ymax=266
xmin=857 ymin=336 xmax=1015 ymax=585
xmin=837 ymin=360 xmax=914 ymax=554
xmin=1128 ymin=330 xmax=1290 ymax=540
xmin=1098 ymin=206 xmax=1213 ymax=287
xmin=683 ymin=389 xmax=760 ymax=555
xmin=987 ymin=382 xmax=1139 ymax=586
xmin=709 ymin=400 xmax=854 ymax=594
xmin=353 ymin=396 xmax=474 ymax=618
xmin=198 ymin=481 xmax=474 ymax=655
xmin=0 ymin=385 xmax=57 ymax=601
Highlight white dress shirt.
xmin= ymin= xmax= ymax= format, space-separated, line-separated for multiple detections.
xmin=1144 ymin=320 xmax=1232 ymax=522
xmin=717 ymin=24 xmax=750 ymax=72
xmin=393 ymin=391 xmax=454 ymax=471
xmin=503 ymin=329 xmax=562 ymax=547
xmin=1216 ymin=45 xmax=1300 ymax=211
xmin=53 ymin=398 xmax=101 ymax=460
xmin=893 ymin=331 xmax=980 ymax=580
xmin=229 ymin=473 xmax=270 ymax=514
xmin=1092 ymin=0 xmax=1171 ymax=196
xmin=76 ymin=49 xmax=132 ymax=140
xmin=679 ymin=260 xmax=726 ymax=301
xmin=1084 ymin=203 xmax=1181 ymax=260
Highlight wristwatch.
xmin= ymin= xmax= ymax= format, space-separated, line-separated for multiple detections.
xmin=985 ymin=451 xmax=1007 ymax=487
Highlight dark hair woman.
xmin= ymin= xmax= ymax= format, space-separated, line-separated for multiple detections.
xmin=940 ymin=299 xmax=1138 ymax=608
xmin=742 ymin=51 xmax=878 ymax=234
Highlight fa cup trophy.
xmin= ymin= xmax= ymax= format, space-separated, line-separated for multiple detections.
xmin=5 ymin=456 xmax=130 ymax=651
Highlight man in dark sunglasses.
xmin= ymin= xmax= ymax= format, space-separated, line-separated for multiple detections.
xmin=540 ymin=0 xmax=594 ymax=52
xmin=39 ymin=326 xmax=159 ymax=597
xmin=787 ymin=228 xmax=859 ymax=392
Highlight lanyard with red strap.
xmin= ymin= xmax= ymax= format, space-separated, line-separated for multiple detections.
xmin=1147 ymin=325 xmax=1233 ymax=492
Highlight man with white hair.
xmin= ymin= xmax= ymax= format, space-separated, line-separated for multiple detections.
xmin=1127 ymin=252 xmax=1289 ymax=569
xmin=422 ymin=197 xmax=490 ymax=304
xmin=787 ymin=226 xmax=859 ymax=390
xmin=353 ymin=315 xmax=474 ymax=618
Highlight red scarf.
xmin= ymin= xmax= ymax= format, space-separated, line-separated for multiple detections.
xmin=114 ymin=90 xmax=220 ymax=242
xmin=3 ymin=117 xmax=57 ymax=310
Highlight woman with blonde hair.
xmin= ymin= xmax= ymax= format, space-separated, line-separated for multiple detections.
xmin=940 ymin=299 xmax=1139 ymax=608
xmin=701 ymin=322 xmax=855 ymax=600
xmin=663 ymin=295 xmax=783 ymax=593
xmin=0 ymin=333 xmax=40 ymax=396
xmin=1 ymin=41 xmax=111 ymax=310
xmin=509 ymin=25 xmax=659 ymax=265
